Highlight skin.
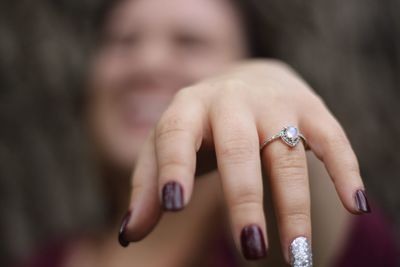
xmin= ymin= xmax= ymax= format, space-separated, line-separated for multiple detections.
xmin=127 ymin=61 xmax=362 ymax=263
xmin=83 ymin=0 xmax=358 ymax=266
xmin=87 ymin=0 xmax=248 ymax=170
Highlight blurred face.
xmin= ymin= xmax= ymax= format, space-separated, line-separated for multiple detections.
xmin=87 ymin=0 xmax=248 ymax=170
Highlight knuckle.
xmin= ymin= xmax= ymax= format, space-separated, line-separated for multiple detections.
xmin=275 ymin=172 xmax=307 ymax=193
xmin=272 ymin=151 xmax=305 ymax=177
xmin=283 ymin=210 xmax=310 ymax=226
xmin=269 ymin=150 xmax=307 ymax=187
xmin=172 ymin=86 xmax=195 ymax=102
xmin=172 ymin=87 xmax=206 ymax=115
xmin=218 ymin=78 xmax=248 ymax=97
xmin=324 ymin=129 xmax=351 ymax=155
xmin=341 ymin=155 xmax=360 ymax=176
xmin=219 ymin=137 xmax=257 ymax=164
xmin=158 ymin=156 xmax=189 ymax=173
xmin=322 ymin=124 xmax=360 ymax=174
xmin=223 ymin=78 xmax=247 ymax=89
xmin=230 ymin=188 xmax=263 ymax=213
xmin=155 ymin=114 xmax=187 ymax=141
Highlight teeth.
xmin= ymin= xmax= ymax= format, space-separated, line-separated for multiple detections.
xmin=289 ymin=237 xmax=313 ymax=267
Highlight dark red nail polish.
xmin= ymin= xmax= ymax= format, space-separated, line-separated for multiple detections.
xmin=162 ymin=181 xmax=184 ymax=211
xmin=240 ymin=224 xmax=267 ymax=260
xmin=355 ymin=189 xmax=371 ymax=213
xmin=118 ymin=211 xmax=131 ymax=247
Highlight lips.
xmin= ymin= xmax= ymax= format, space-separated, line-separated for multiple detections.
xmin=110 ymin=74 xmax=191 ymax=132
xmin=116 ymin=89 xmax=173 ymax=131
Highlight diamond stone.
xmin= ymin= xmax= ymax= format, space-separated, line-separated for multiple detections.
xmin=286 ymin=126 xmax=298 ymax=139
xmin=281 ymin=126 xmax=300 ymax=147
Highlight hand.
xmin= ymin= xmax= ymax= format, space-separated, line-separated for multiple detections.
xmin=119 ymin=59 xmax=368 ymax=263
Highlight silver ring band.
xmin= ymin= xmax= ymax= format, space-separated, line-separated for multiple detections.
xmin=260 ymin=126 xmax=309 ymax=151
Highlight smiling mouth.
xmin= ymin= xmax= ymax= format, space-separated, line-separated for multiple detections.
xmin=116 ymin=92 xmax=171 ymax=133
xmin=119 ymin=106 xmax=155 ymax=132
xmin=112 ymin=77 xmax=189 ymax=133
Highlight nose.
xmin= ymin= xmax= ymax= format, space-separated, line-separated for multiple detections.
xmin=133 ymin=39 xmax=174 ymax=77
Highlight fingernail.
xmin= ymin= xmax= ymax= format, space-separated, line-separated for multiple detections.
xmin=118 ymin=211 xmax=131 ymax=247
xmin=355 ymin=189 xmax=371 ymax=213
xmin=162 ymin=181 xmax=184 ymax=211
xmin=240 ymin=224 xmax=267 ymax=260
xmin=289 ymin=236 xmax=312 ymax=267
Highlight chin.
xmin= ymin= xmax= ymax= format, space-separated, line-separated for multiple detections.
xmin=98 ymin=134 xmax=143 ymax=175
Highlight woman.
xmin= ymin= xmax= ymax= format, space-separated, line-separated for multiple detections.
xmin=14 ymin=0 xmax=398 ymax=266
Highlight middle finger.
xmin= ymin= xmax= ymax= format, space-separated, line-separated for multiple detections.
xmin=210 ymin=93 xmax=268 ymax=261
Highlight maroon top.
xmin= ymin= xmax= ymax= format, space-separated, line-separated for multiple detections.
xmin=332 ymin=208 xmax=398 ymax=267
xmin=12 ymin=208 xmax=398 ymax=267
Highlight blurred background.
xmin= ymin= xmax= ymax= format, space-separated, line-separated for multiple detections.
xmin=1 ymin=0 xmax=399 ymax=266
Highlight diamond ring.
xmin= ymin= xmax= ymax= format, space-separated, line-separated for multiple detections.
xmin=260 ymin=126 xmax=309 ymax=150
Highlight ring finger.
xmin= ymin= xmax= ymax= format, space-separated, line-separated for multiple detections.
xmin=258 ymin=117 xmax=312 ymax=266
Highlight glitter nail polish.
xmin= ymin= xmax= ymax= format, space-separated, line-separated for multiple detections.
xmin=289 ymin=236 xmax=312 ymax=267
